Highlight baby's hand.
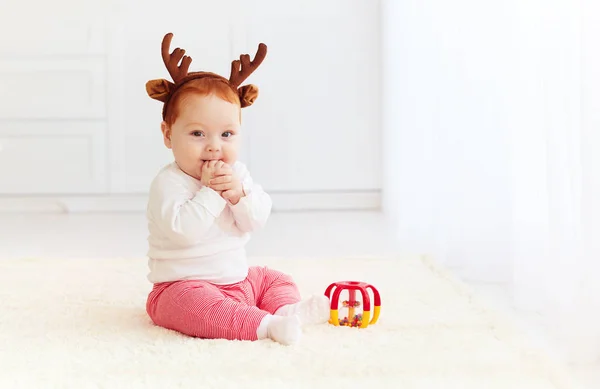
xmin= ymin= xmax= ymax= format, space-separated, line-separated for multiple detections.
xmin=209 ymin=163 xmax=243 ymax=205
xmin=212 ymin=162 xmax=233 ymax=178
xmin=222 ymin=189 xmax=243 ymax=205
xmin=200 ymin=160 xmax=225 ymax=189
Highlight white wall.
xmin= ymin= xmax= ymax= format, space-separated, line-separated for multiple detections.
xmin=238 ymin=1 xmax=381 ymax=193
xmin=0 ymin=0 xmax=381 ymax=211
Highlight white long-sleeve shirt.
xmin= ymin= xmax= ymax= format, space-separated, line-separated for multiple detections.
xmin=145 ymin=161 xmax=272 ymax=284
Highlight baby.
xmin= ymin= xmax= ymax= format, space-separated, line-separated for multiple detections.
xmin=143 ymin=33 xmax=329 ymax=345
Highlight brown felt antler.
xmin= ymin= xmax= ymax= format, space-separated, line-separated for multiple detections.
xmin=229 ymin=43 xmax=267 ymax=88
xmin=161 ymin=33 xmax=192 ymax=84
xmin=146 ymin=32 xmax=267 ymax=113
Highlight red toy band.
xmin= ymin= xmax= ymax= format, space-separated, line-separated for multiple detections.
xmin=326 ymin=281 xmax=373 ymax=311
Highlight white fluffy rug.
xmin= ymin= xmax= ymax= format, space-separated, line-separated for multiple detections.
xmin=0 ymin=256 xmax=576 ymax=389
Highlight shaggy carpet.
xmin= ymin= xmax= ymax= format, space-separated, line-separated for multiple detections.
xmin=0 ymin=256 xmax=576 ymax=389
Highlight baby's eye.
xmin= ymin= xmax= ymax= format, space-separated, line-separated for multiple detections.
xmin=191 ymin=131 xmax=204 ymax=137
xmin=222 ymin=131 xmax=233 ymax=138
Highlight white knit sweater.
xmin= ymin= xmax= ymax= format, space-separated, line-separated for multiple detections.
xmin=145 ymin=161 xmax=272 ymax=284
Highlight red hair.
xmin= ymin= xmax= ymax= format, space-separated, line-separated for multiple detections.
xmin=164 ymin=77 xmax=241 ymax=126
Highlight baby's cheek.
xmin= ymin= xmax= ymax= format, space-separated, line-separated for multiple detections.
xmin=223 ymin=147 xmax=238 ymax=163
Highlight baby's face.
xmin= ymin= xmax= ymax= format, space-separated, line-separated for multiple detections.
xmin=162 ymin=93 xmax=241 ymax=180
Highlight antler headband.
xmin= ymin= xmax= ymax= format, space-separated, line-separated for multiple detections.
xmin=146 ymin=33 xmax=267 ymax=118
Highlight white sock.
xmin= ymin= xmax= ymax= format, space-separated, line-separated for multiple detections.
xmin=275 ymin=294 xmax=330 ymax=326
xmin=256 ymin=314 xmax=301 ymax=345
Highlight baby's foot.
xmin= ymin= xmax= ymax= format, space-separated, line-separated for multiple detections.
xmin=276 ymin=295 xmax=330 ymax=326
xmin=266 ymin=315 xmax=302 ymax=345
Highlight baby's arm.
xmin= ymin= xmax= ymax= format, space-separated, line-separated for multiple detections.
xmin=148 ymin=175 xmax=227 ymax=245
xmin=228 ymin=163 xmax=272 ymax=233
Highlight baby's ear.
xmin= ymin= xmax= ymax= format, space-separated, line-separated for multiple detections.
xmin=238 ymin=84 xmax=259 ymax=107
xmin=146 ymin=79 xmax=175 ymax=102
xmin=161 ymin=121 xmax=172 ymax=149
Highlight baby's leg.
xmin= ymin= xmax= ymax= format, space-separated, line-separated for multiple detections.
xmin=146 ymin=280 xmax=300 ymax=345
xmin=246 ymin=266 xmax=301 ymax=314
xmin=147 ymin=280 xmax=266 ymax=340
xmin=247 ymin=267 xmax=330 ymax=326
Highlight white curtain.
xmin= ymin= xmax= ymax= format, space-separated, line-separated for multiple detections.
xmin=382 ymin=0 xmax=600 ymax=364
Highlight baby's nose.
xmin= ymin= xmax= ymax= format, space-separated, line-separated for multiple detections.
xmin=206 ymin=142 xmax=220 ymax=152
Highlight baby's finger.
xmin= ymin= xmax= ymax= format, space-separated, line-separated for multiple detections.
xmin=213 ymin=161 xmax=224 ymax=172
xmin=214 ymin=166 xmax=233 ymax=176
xmin=222 ymin=190 xmax=235 ymax=200
xmin=210 ymin=175 xmax=232 ymax=185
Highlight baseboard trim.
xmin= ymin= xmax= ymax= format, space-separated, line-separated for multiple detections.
xmin=0 ymin=191 xmax=381 ymax=213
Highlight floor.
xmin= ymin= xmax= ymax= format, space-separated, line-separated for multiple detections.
xmin=0 ymin=210 xmax=598 ymax=388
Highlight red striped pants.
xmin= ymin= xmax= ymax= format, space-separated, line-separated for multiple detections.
xmin=146 ymin=266 xmax=301 ymax=341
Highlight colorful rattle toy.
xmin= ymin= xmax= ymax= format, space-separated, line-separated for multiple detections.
xmin=324 ymin=281 xmax=381 ymax=328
